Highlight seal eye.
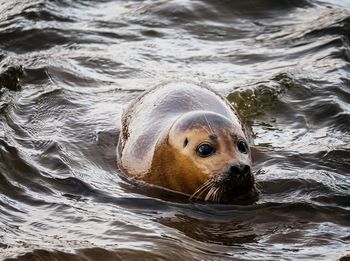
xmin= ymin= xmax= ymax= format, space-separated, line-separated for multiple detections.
xmin=196 ymin=143 xmax=215 ymax=158
xmin=237 ymin=140 xmax=248 ymax=154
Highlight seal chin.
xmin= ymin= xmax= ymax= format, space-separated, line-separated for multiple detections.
xmin=190 ymin=171 xmax=256 ymax=203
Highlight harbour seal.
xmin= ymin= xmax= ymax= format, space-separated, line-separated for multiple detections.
xmin=117 ymin=82 xmax=256 ymax=203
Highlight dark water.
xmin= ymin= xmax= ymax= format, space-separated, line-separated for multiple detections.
xmin=1 ymin=0 xmax=350 ymax=260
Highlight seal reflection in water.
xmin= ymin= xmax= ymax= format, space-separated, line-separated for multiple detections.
xmin=117 ymin=82 xmax=256 ymax=203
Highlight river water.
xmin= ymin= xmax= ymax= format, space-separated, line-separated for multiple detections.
xmin=0 ymin=0 xmax=350 ymax=260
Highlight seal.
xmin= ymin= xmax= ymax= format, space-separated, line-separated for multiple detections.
xmin=117 ymin=82 xmax=256 ymax=203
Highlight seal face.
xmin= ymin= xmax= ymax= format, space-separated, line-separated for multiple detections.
xmin=117 ymin=82 xmax=256 ymax=203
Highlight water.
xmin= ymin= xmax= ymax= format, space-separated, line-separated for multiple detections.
xmin=0 ymin=0 xmax=349 ymax=260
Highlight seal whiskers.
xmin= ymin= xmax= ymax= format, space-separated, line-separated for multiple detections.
xmin=189 ymin=179 xmax=213 ymax=200
xmin=205 ymin=185 xmax=217 ymax=201
xmin=190 ymin=180 xmax=225 ymax=203
xmin=215 ymin=187 xmax=223 ymax=203
xmin=211 ymin=187 xmax=219 ymax=203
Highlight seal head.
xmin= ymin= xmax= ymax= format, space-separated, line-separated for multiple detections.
xmin=146 ymin=110 xmax=255 ymax=203
xmin=117 ymin=82 xmax=256 ymax=203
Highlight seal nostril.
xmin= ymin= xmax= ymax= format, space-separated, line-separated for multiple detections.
xmin=243 ymin=165 xmax=250 ymax=175
xmin=230 ymin=164 xmax=250 ymax=177
xmin=230 ymin=164 xmax=241 ymax=176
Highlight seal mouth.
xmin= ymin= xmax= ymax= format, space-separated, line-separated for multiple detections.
xmin=189 ymin=171 xmax=256 ymax=203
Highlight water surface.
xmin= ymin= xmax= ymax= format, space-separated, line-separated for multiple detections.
xmin=0 ymin=0 xmax=350 ymax=260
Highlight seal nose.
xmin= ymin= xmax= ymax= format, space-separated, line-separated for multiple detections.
xmin=229 ymin=163 xmax=250 ymax=177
